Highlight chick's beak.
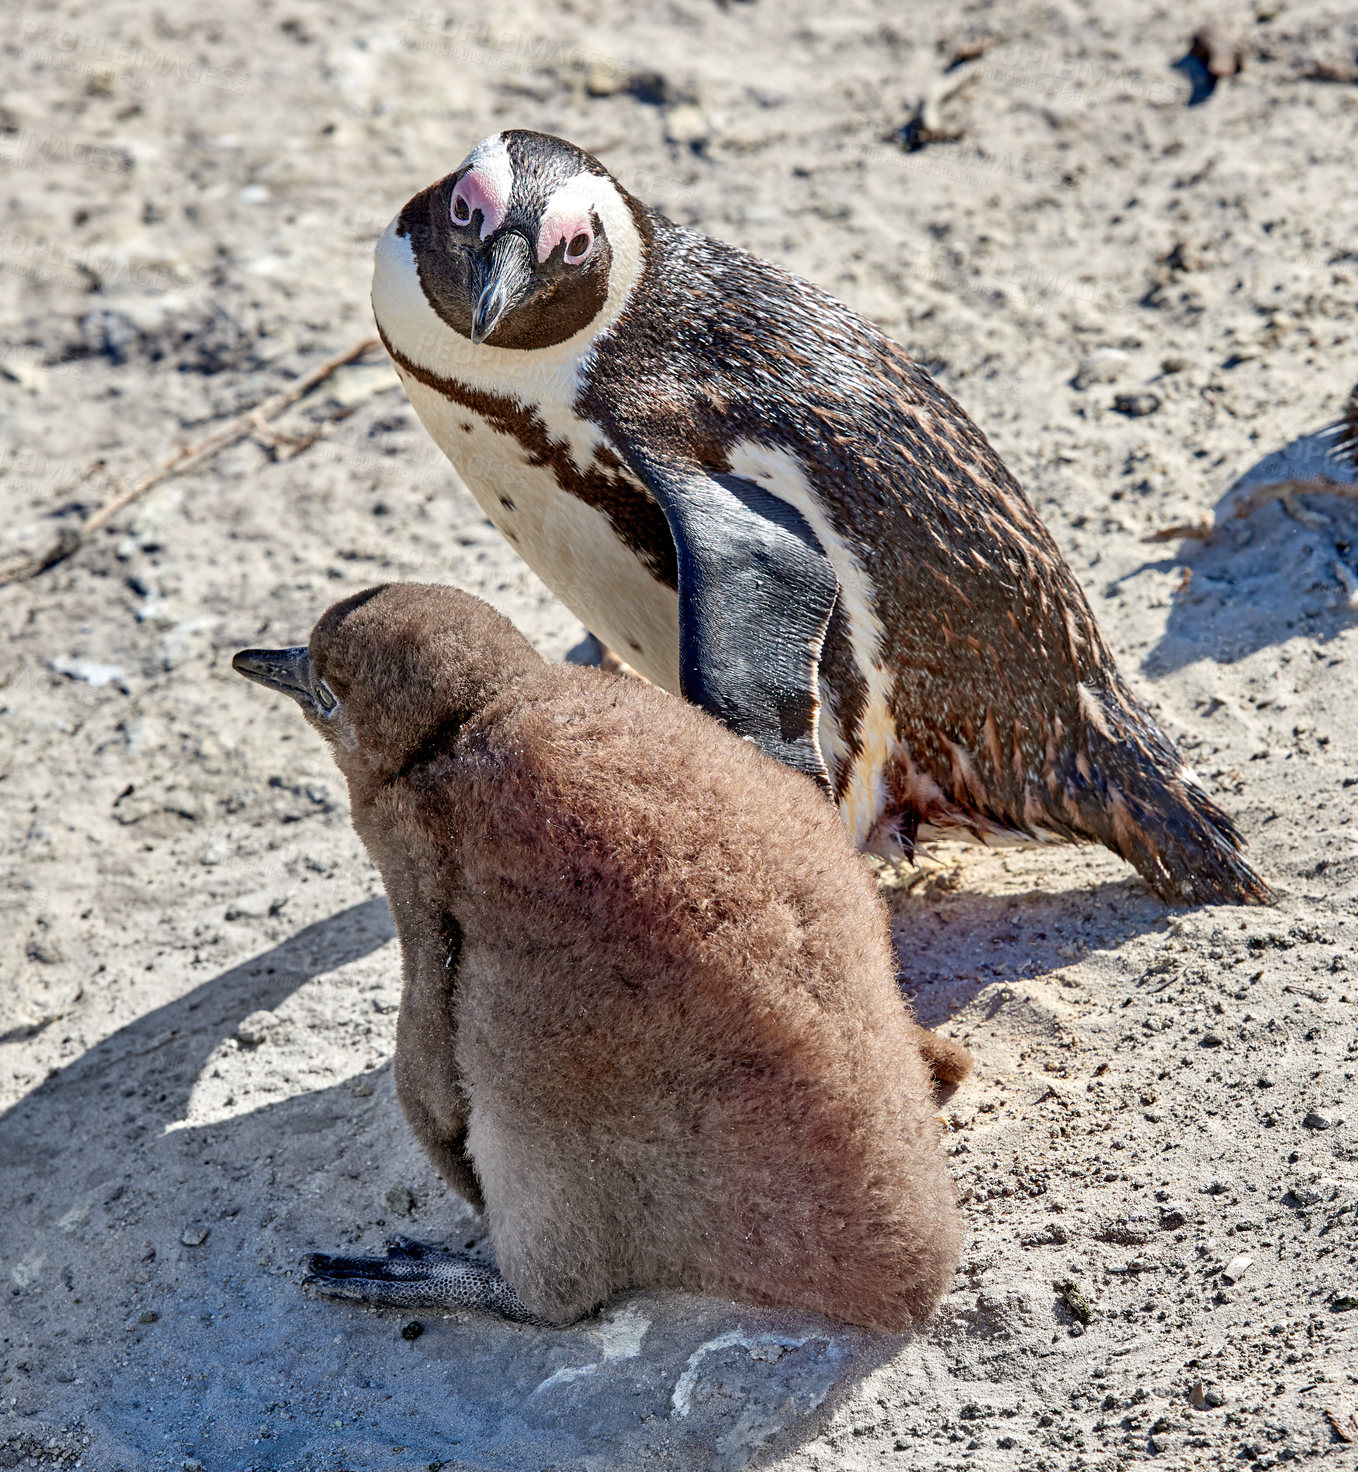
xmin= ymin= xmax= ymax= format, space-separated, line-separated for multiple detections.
xmin=470 ymin=232 xmax=534 ymax=345
xmin=232 ymin=646 xmax=314 ymax=706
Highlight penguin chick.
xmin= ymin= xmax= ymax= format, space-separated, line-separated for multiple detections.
xmin=372 ymin=129 xmax=1271 ymax=906
xmin=232 ymin=583 xmax=964 ymax=1332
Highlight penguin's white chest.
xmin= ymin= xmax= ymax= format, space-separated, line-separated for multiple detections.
xmin=397 ymin=368 xmax=682 ymax=693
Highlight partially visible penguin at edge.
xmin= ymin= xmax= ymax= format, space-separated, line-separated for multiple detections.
xmin=233 ymin=583 xmax=970 ymax=1332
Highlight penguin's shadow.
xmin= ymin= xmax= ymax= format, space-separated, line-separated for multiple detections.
xmin=888 ymin=874 xmax=1165 ymax=1026
xmin=1115 ymin=480 xmax=1358 ymax=678
xmin=0 ymin=899 xmax=898 ymax=1472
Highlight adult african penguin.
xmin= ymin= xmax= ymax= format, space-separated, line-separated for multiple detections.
xmin=372 ymin=128 xmax=1271 ymax=906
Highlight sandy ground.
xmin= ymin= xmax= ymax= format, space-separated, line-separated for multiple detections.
xmin=2 ymin=1 xmax=1358 ymax=1468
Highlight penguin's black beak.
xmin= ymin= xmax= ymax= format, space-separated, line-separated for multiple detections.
xmin=232 ymin=646 xmax=316 ymax=708
xmin=470 ymin=232 xmax=534 ymax=345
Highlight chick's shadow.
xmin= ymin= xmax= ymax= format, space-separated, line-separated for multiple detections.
xmin=0 ymin=899 xmax=902 ymax=1472
xmin=0 ymin=896 xmax=396 ymax=1174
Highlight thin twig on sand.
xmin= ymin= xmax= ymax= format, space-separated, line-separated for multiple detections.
xmin=1 ymin=336 xmax=382 ymax=587
xmin=895 ymin=62 xmax=981 ymax=150
xmin=1143 ymin=479 xmax=1358 ymax=544
xmin=1144 ymin=384 xmax=1358 ymax=544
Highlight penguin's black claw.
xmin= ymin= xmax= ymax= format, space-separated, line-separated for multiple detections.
xmin=299 ymin=1247 xmax=552 ymax=1325
xmin=381 ymin=1234 xmax=484 ymax=1263
xmin=381 ymin=1234 xmax=435 ymax=1259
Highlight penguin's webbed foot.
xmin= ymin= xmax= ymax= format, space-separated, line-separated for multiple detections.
xmin=300 ymin=1242 xmax=551 ymax=1325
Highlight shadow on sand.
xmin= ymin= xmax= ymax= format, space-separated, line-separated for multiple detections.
xmin=888 ymin=867 xmax=1165 ymax=1027
xmin=0 ymin=900 xmax=899 ymax=1472
xmin=1118 ymin=438 xmax=1358 ymax=675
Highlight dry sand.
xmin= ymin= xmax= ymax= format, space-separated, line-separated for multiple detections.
xmin=1 ymin=1 xmax=1357 ymax=1468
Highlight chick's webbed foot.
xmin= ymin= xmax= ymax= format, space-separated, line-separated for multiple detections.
xmin=301 ymin=1237 xmax=550 ymax=1325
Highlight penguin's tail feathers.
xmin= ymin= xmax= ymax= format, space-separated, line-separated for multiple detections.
xmin=1070 ymin=690 xmax=1274 ymax=907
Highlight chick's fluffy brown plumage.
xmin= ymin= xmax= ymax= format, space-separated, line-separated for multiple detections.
xmin=300 ymin=583 xmax=963 ymax=1331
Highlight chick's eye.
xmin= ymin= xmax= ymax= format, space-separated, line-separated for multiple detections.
xmin=451 ymin=192 xmax=471 ymax=225
xmin=564 ymin=229 xmax=593 ymax=265
xmin=314 ymin=679 xmax=338 ymax=714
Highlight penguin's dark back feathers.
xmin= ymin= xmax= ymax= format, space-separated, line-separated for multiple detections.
xmin=582 ymin=210 xmax=1271 ymax=904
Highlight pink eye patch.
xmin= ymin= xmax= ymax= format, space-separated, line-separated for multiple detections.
xmin=450 ymin=168 xmax=508 ymax=240
xmin=537 ymin=207 xmax=595 ymax=266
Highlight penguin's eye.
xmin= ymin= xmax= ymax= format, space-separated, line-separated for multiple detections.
xmin=313 ymin=679 xmax=339 ymax=715
xmin=448 ymin=167 xmax=508 ymax=238
xmin=564 ymin=227 xmax=594 ymax=266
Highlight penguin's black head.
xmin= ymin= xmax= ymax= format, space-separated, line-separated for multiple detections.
xmin=391 ymin=131 xmax=639 ymax=352
xmin=232 ymin=584 xmax=542 ymax=783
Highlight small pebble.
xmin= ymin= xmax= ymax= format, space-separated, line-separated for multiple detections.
xmin=1114 ymin=391 xmax=1162 ymax=417
xmin=138 ymin=1309 xmax=159 ymax=1324
xmin=1060 ymin=1280 xmax=1093 ymax=1324
xmin=1189 ymin=1381 xmax=1226 ymax=1410
xmin=584 ymin=61 xmax=630 ymax=97
xmin=1303 ymin=1111 xmax=1335 ymax=1130
xmin=1220 ymin=1253 xmax=1253 ymax=1285
xmin=225 ymin=890 xmax=290 ymax=922
xmin=235 ymin=1010 xmax=278 ymax=1047
xmin=384 ymin=1185 xmax=416 ymax=1217
xmin=1073 ymin=348 xmax=1129 ymax=389
xmin=400 ymin=1320 xmax=424 ymax=1341
xmin=1200 ymin=1032 xmax=1224 ymax=1047
xmin=51 ymin=656 xmax=128 ymax=689
xmin=25 ymin=937 xmax=65 ymax=965
xmin=664 ymin=104 xmax=710 ymax=148
xmin=181 ymin=1224 xmax=210 ymax=1247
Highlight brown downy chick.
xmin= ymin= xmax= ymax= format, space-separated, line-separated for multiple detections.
xmin=232 ymin=583 xmax=965 ymax=1333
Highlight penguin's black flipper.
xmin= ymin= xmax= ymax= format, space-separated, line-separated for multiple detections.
xmin=625 ymin=450 xmax=839 ymax=791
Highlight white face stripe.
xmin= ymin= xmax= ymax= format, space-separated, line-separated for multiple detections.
xmin=535 ymin=173 xmax=600 ymax=264
xmin=452 ymin=135 xmax=513 ymax=239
